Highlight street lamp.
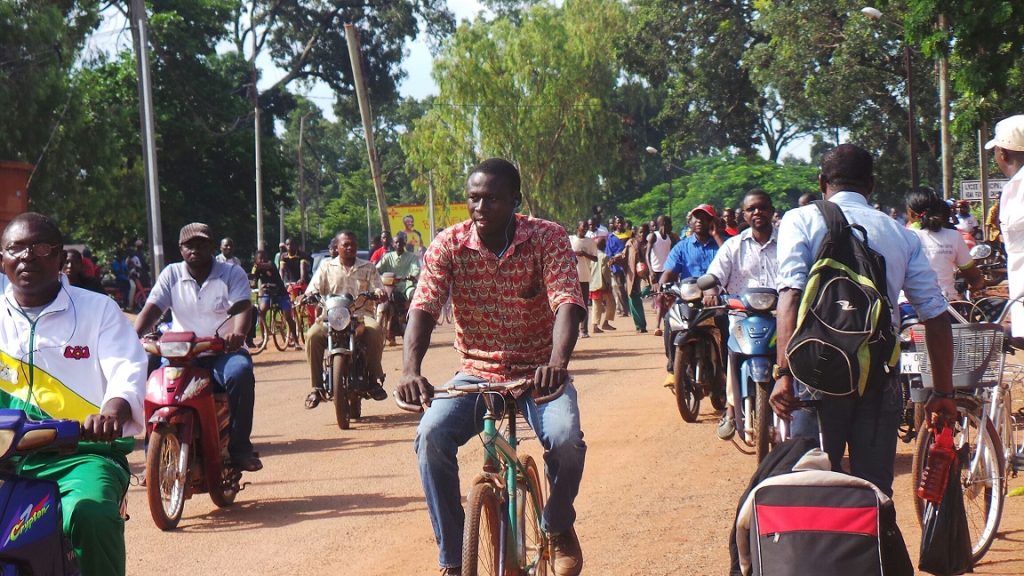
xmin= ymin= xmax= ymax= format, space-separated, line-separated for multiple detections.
xmin=645 ymin=146 xmax=688 ymax=224
xmin=861 ymin=6 xmax=919 ymax=190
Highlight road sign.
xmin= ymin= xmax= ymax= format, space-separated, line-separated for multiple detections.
xmin=960 ymin=179 xmax=1008 ymax=200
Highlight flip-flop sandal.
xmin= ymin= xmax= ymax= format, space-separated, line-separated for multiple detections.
xmin=304 ymin=390 xmax=321 ymax=409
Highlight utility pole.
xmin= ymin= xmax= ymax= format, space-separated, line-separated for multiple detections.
xmin=298 ymin=113 xmax=312 ymax=252
xmin=128 ymin=0 xmax=164 ymax=277
xmin=345 ymin=24 xmax=390 ymax=235
xmin=938 ymin=13 xmax=953 ymax=199
xmin=250 ymin=3 xmax=265 ymax=250
xmin=979 ymin=121 xmax=991 ymax=241
xmin=428 ymin=172 xmax=436 ymax=240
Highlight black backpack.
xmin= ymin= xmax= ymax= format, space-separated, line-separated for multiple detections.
xmin=785 ymin=201 xmax=899 ymax=396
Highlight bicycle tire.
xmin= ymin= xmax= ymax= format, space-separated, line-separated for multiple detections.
xmin=518 ymin=456 xmax=548 ymax=576
xmin=673 ymin=346 xmax=700 ymax=423
xmin=294 ymin=300 xmax=307 ymax=345
xmin=912 ymin=407 xmax=1004 ymax=563
xmin=250 ymin=309 xmax=270 ymax=355
xmin=462 ymin=482 xmax=502 ymax=576
xmin=271 ymin=307 xmax=289 ymax=352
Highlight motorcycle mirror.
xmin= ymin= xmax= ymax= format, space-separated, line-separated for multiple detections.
xmin=696 ymin=274 xmax=719 ymax=291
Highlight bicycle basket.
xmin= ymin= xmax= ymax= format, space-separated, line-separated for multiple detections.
xmin=918 ymin=322 xmax=1005 ymax=389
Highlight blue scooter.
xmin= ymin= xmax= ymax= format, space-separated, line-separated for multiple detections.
xmin=0 ymin=409 xmax=81 ymax=575
xmin=698 ymin=275 xmax=779 ymax=462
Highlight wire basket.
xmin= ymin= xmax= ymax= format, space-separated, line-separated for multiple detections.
xmin=918 ymin=322 xmax=1006 ymax=389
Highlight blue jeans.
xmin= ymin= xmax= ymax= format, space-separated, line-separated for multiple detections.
xmin=415 ymin=373 xmax=587 ymax=569
xmin=195 ymin=351 xmax=257 ymax=461
xmin=788 ymin=377 xmax=901 ymax=496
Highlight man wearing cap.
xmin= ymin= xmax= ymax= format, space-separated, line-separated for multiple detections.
xmin=990 ymin=115 xmax=1024 ymax=343
xmin=656 ymin=204 xmax=727 ymax=387
xmin=134 ymin=223 xmax=261 ymax=472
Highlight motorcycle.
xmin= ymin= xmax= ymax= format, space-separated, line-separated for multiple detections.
xmin=308 ymin=293 xmax=380 ymax=430
xmin=0 ymin=410 xmax=80 ymax=575
xmin=661 ymin=277 xmax=727 ymax=422
xmin=142 ymin=332 xmax=242 ymax=530
xmin=378 ymin=272 xmax=412 ymax=345
xmin=697 ymin=275 xmax=779 ymax=461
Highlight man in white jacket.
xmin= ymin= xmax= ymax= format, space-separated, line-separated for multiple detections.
xmin=0 ymin=212 xmax=146 ymax=576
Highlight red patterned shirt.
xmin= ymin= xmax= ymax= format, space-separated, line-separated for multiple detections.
xmin=411 ymin=215 xmax=585 ymax=381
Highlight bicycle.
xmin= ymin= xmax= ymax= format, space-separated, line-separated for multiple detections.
xmin=288 ymin=283 xmax=310 ymax=347
xmin=250 ymin=294 xmax=291 ymax=354
xmin=910 ymin=319 xmax=1009 ymax=562
xmin=396 ymin=379 xmax=553 ymax=576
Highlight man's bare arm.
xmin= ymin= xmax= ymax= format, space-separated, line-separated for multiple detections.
xmin=396 ymin=309 xmax=438 ymax=405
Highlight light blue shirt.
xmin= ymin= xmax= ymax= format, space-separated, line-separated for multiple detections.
xmin=776 ymin=191 xmax=947 ymax=325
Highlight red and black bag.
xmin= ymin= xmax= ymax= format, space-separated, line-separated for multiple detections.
xmin=735 ymin=448 xmax=913 ymax=576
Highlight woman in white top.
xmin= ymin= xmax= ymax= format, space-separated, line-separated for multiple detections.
xmin=906 ymin=188 xmax=984 ymax=300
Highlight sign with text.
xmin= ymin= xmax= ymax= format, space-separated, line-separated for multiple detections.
xmin=960 ymin=179 xmax=1008 ymax=201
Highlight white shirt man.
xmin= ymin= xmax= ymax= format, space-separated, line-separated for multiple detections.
xmin=993 ymin=115 xmax=1024 ymax=337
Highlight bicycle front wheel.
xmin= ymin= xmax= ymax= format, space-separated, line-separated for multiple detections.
xmin=518 ymin=456 xmax=547 ymax=576
xmin=463 ymin=481 xmax=502 ymax=576
xmin=271 ymin=308 xmax=289 ymax=351
xmin=250 ymin=309 xmax=270 ymax=355
xmin=912 ymin=407 xmax=1004 ymax=563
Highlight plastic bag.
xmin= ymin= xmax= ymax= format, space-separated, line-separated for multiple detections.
xmin=918 ymin=453 xmax=974 ymax=575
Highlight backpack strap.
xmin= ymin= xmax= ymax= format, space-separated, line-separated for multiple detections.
xmin=812 ymin=199 xmax=848 ymax=241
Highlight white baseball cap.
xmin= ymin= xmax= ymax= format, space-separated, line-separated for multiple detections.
xmin=984 ymin=115 xmax=1024 ymax=152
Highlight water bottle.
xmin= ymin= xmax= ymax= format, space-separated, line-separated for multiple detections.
xmin=916 ymin=426 xmax=956 ymax=504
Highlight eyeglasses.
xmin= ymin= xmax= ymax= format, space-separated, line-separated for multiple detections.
xmin=3 ymin=243 xmax=60 ymax=259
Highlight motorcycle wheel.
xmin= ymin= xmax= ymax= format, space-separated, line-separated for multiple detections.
xmin=146 ymin=426 xmax=188 ymax=530
xmin=332 ymin=354 xmax=351 ymax=430
xmin=673 ymin=346 xmax=701 ymax=423
xmin=755 ymin=383 xmax=772 ymax=462
xmin=209 ymin=464 xmax=239 ymax=508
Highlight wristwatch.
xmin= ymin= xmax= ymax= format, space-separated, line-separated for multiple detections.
xmin=772 ymin=365 xmax=792 ymax=380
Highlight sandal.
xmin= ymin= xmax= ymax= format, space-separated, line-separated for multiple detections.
xmin=304 ymin=389 xmax=322 ymax=409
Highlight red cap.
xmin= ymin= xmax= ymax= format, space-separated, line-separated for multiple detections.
xmin=688 ymin=204 xmax=717 ymax=219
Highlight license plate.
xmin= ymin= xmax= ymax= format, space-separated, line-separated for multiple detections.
xmin=900 ymin=352 xmax=924 ymax=374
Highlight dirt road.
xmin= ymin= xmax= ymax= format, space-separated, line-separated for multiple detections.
xmin=125 ymin=310 xmax=1024 ymax=575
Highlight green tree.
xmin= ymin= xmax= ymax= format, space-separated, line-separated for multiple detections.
xmin=620 ymin=154 xmax=819 ymax=226
xmin=403 ymin=0 xmax=626 ymax=224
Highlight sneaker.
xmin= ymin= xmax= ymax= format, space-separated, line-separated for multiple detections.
xmin=439 ymin=567 xmax=461 ymax=576
xmin=663 ymin=373 xmax=676 ymax=388
xmin=717 ymin=415 xmax=736 ymax=440
xmin=580 ymin=333 xmax=590 ymax=339
xmin=368 ymin=384 xmax=388 ymax=402
xmin=548 ymin=527 xmax=583 ymax=576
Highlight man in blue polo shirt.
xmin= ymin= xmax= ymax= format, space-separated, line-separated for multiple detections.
xmin=657 ymin=204 xmax=727 ymax=386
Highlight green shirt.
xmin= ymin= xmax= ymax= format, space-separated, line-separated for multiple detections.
xmin=376 ymin=250 xmax=420 ymax=296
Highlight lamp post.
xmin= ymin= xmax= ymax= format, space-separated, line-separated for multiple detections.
xmin=646 ymin=146 xmax=689 ymax=224
xmin=862 ymin=6 xmax=919 ymax=190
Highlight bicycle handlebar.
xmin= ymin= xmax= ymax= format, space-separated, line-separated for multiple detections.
xmin=393 ymin=377 xmax=570 ymax=413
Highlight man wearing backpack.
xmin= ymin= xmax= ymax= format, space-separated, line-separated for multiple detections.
xmin=770 ymin=144 xmax=957 ymax=496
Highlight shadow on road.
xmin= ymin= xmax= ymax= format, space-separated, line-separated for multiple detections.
xmin=177 ymin=492 xmax=424 ymax=532
xmin=256 ymin=435 xmax=407 ymax=458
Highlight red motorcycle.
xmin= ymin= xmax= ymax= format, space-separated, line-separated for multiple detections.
xmin=143 ymin=332 xmax=243 ymax=530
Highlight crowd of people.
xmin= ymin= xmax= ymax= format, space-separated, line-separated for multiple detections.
xmin=7 ymin=114 xmax=1024 ymax=576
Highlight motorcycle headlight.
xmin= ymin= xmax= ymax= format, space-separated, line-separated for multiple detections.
xmin=745 ymin=292 xmax=777 ymax=312
xmin=159 ymin=341 xmax=193 ymax=358
xmin=679 ymin=282 xmax=702 ymax=301
xmin=326 ymin=298 xmax=352 ymax=331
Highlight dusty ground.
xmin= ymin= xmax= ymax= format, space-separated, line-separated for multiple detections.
xmin=124 ymin=307 xmax=1024 ymax=575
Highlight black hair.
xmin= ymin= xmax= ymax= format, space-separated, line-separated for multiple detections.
xmin=2 ymin=212 xmax=63 ymax=246
xmin=337 ymin=230 xmax=358 ymax=243
xmin=905 ymin=187 xmax=948 ymax=232
xmin=743 ymin=188 xmax=774 ymax=208
xmin=469 ymin=158 xmax=522 ymax=201
xmin=820 ymin=144 xmax=873 ymax=190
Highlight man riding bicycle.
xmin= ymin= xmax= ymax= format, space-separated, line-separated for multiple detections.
xmin=251 ymin=249 xmax=299 ymax=348
xmin=396 ymin=158 xmax=587 ymax=576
